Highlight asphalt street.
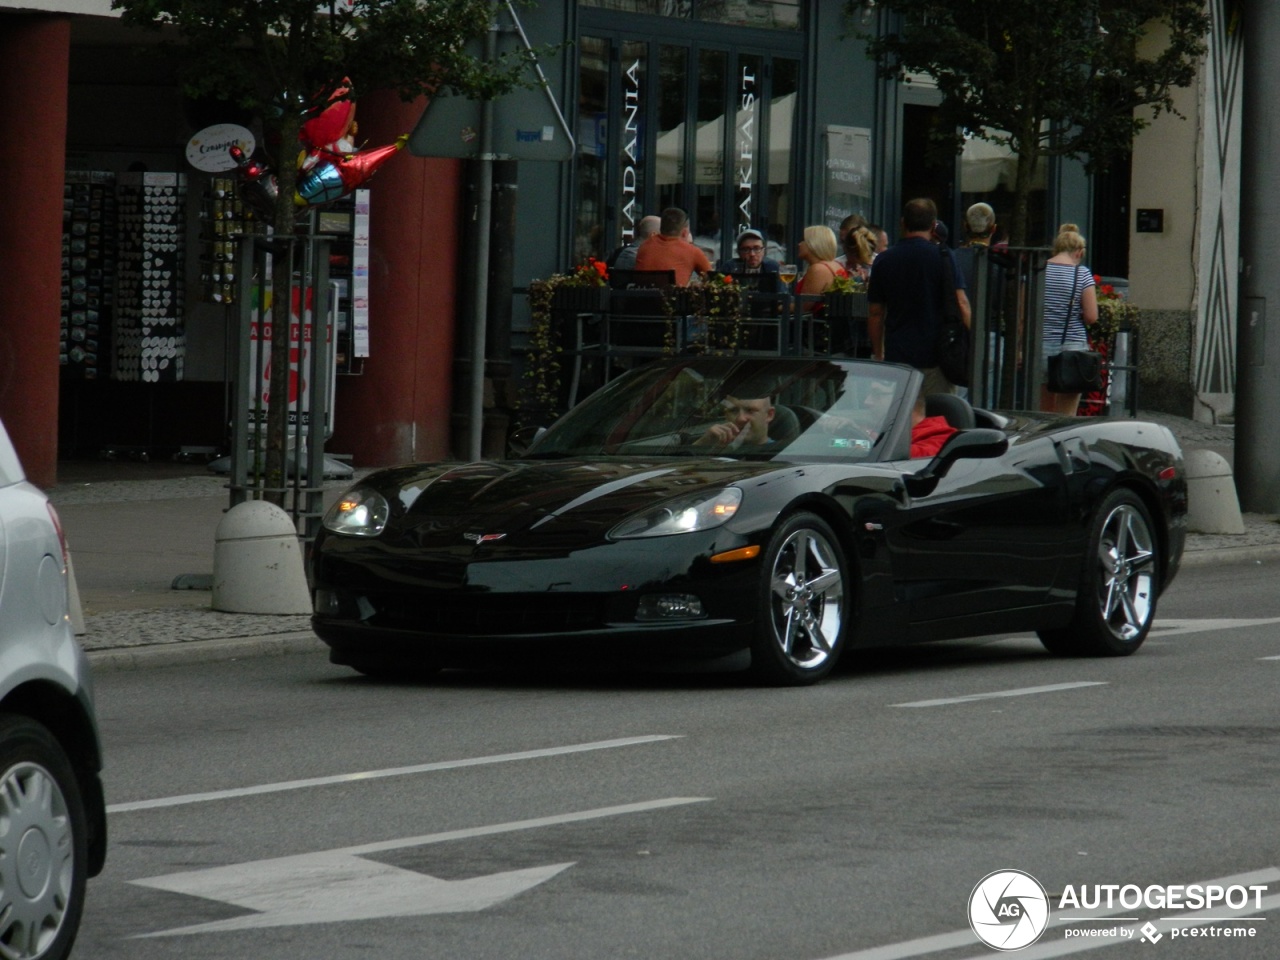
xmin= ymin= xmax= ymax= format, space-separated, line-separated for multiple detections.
xmin=43 ymin=418 xmax=1280 ymax=959
xmin=77 ymin=555 xmax=1280 ymax=959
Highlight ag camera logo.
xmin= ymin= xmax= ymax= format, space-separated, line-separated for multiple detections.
xmin=969 ymin=869 xmax=1050 ymax=951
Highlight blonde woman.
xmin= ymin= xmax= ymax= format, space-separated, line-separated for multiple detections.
xmin=841 ymin=225 xmax=878 ymax=282
xmin=1041 ymin=223 xmax=1098 ymax=415
xmin=797 ymin=225 xmax=849 ymax=302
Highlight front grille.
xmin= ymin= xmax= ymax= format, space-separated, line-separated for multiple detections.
xmin=371 ymin=592 xmax=609 ymax=636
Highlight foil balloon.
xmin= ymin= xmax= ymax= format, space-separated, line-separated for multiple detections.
xmin=226 ymin=78 xmax=409 ymax=217
xmin=299 ymin=80 xmax=358 ymax=169
xmin=292 ymin=79 xmax=408 ymax=207
xmin=293 ymin=135 xmax=408 ymax=207
xmin=227 ymin=144 xmax=279 ymax=220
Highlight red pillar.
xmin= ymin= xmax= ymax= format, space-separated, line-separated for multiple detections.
xmin=328 ymin=91 xmax=461 ymax=466
xmin=0 ymin=17 xmax=69 ymax=488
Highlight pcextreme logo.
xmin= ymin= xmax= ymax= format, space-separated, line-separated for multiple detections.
xmin=968 ymin=870 xmax=1272 ymax=950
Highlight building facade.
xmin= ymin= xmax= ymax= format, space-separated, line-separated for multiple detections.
xmin=0 ymin=0 xmax=1230 ymax=488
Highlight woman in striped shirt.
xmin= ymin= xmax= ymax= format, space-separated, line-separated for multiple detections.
xmin=1041 ymin=223 xmax=1098 ymax=414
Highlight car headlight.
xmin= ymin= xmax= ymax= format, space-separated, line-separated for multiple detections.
xmin=610 ymin=488 xmax=742 ymax=539
xmin=323 ymin=487 xmax=390 ymax=537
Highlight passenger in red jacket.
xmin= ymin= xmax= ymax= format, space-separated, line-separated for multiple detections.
xmin=909 ymin=396 xmax=958 ymax=458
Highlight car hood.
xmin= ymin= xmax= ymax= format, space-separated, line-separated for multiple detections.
xmin=364 ymin=457 xmax=793 ymax=548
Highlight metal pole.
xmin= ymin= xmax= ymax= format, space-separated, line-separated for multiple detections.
xmin=468 ymin=20 xmax=498 ymax=462
xmin=304 ymin=238 xmax=332 ymax=545
xmin=1237 ymin=3 xmax=1280 ymax=511
xmin=229 ymin=237 xmax=258 ymax=508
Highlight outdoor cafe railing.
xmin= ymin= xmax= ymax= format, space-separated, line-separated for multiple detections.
xmin=531 ymin=250 xmax=1140 ymax=420
xmin=544 ymin=285 xmax=870 ymax=409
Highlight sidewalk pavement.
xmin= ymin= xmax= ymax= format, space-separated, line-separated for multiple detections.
xmin=45 ymin=413 xmax=1280 ymax=672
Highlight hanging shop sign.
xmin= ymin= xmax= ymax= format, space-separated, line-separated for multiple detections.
xmin=186 ymin=124 xmax=256 ymax=173
xmin=620 ymin=58 xmax=642 ymax=245
xmin=736 ymin=65 xmax=758 ymax=232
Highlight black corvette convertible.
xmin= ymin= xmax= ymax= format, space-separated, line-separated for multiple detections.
xmin=310 ymin=357 xmax=1187 ymax=685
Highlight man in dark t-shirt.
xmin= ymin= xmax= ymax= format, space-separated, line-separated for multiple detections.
xmin=867 ymin=198 xmax=971 ymax=396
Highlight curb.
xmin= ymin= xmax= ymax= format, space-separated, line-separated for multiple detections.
xmin=1179 ymin=544 xmax=1280 ymax=568
xmin=86 ymin=631 xmax=319 ymax=672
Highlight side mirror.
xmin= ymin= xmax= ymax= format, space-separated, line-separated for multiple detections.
xmin=903 ymin=428 xmax=1008 ymax=497
xmin=507 ymin=425 xmax=548 ymax=458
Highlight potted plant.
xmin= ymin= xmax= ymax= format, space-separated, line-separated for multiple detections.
xmin=682 ymin=273 xmax=744 ymax=354
xmin=521 ymin=258 xmax=611 ymax=425
xmin=1079 ymin=277 xmax=1140 ymax=416
xmin=820 ymin=273 xmax=869 ymax=356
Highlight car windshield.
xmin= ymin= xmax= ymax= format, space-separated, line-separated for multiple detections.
xmin=526 ymin=358 xmax=916 ymax=461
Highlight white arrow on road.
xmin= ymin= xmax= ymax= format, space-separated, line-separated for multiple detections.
xmin=133 ymin=851 xmax=574 ymax=935
xmin=130 ymin=796 xmax=710 ymax=936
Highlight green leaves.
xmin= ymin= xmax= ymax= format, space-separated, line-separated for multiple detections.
xmin=112 ymin=0 xmax=526 ymax=123
xmin=852 ymin=0 xmax=1210 ymax=243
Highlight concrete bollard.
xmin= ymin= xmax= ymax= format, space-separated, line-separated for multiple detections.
xmin=1184 ymin=449 xmax=1246 ymax=535
xmin=212 ymin=500 xmax=313 ymax=614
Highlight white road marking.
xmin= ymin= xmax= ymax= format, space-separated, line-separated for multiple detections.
xmin=131 ymin=796 xmax=711 ymax=936
xmin=813 ymin=867 xmax=1280 ymax=960
xmin=108 ymin=735 xmax=680 ymax=813
xmin=1150 ymin=617 xmax=1280 ymax=636
xmin=891 ymin=682 xmax=1107 ymax=708
xmin=1259 ymin=655 xmax=1280 ymax=661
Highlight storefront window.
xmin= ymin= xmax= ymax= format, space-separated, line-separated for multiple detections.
xmin=575 ymin=36 xmax=610 ymax=263
xmin=580 ymin=0 xmax=799 ymax=29
xmin=581 ymin=0 xmax=692 ymax=15
xmin=698 ymin=0 xmax=800 ymax=30
xmin=655 ymin=45 xmax=689 ymax=215
xmin=571 ymin=23 xmax=803 ymax=269
xmin=694 ymin=49 xmax=727 ymax=265
xmin=765 ymin=58 xmax=797 ymax=263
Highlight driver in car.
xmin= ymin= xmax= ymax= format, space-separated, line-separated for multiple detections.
xmin=693 ymin=395 xmax=776 ymax=450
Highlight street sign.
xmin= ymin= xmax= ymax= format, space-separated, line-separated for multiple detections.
xmin=408 ymin=2 xmax=574 ymax=162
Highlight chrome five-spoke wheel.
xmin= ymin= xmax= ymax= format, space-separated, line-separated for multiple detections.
xmin=1039 ymin=490 xmax=1160 ymax=657
xmin=752 ymin=512 xmax=849 ymax=685
xmin=1096 ymin=499 xmax=1156 ymax=642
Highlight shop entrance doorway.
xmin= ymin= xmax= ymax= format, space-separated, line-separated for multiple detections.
xmin=899 ymin=103 xmax=956 ymax=234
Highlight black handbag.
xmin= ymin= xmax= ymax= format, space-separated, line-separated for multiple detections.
xmin=1046 ymin=266 xmax=1103 ymax=394
xmin=933 ymin=246 xmax=970 ymax=386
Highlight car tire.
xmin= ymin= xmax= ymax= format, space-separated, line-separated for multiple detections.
xmin=749 ymin=512 xmax=849 ymax=686
xmin=1038 ymin=489 xmax=1159 ymax=657
xmin=0 ymin=714 xmax=89 ymax=960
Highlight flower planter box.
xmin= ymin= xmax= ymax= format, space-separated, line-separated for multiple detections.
xmin=821 ymin=292 xmax=869 ymax=357
xmin=821 ymin=292 xmax=868 ymax=319
xmin=551 ymin=286 xmax=610 ymax=313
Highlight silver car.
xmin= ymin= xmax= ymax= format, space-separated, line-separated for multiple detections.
xmin=0 ymin=421 xmax=106 ymax=959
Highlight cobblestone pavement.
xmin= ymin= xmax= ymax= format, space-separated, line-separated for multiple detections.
xmin=44 ymin=412 xmax=1280 ymax=670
